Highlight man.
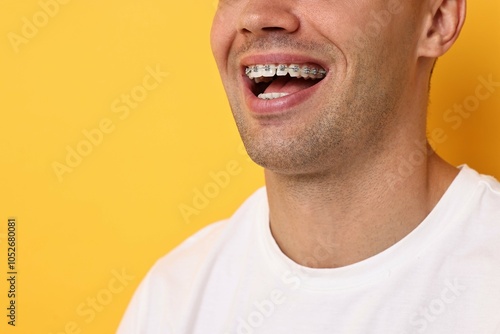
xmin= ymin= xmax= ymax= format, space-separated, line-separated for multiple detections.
xmin=118 ymin=0 xmax=500 ymax=333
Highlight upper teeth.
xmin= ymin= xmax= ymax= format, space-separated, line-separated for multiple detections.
xmin=246 ymin=64 xmax=327 ymax=82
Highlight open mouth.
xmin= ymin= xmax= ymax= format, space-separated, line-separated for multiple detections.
xmin=245 ymin=64 xmax=328 ymax=100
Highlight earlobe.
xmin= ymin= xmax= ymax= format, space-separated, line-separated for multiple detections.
xmin=417 ymin=0 xmax=467 ymax=58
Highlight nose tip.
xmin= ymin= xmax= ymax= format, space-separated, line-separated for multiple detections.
xmin=238 ymin=1 xmax=300 ymax=36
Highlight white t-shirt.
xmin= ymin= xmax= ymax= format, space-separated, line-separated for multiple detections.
xmin=118 ymin=165 xmax=500 ymax=334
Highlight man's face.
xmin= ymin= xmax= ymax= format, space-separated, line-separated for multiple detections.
xmin=211 ymin=0 xmax=422 ymax=175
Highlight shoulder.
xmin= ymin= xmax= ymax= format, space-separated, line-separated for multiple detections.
xmin=153 ymin=186 xmax=268 ymax=276
xmin=448 ymin=165 xmax=500 ymax=257
xmin=460 ymin=165 xmax=500 ymax=214
xmin=117 ymin=187 xmax=268 ymax=333
xmin=149 ymin=219 xmax=228 ymax=283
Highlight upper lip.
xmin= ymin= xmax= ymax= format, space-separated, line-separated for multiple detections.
xmin=239 ymin=53 xmax=329 ymax=73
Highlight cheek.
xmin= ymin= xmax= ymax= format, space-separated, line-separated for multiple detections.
xmin=210 ymin=15 xmax=225 ymax=65
xmin=210 ymin=11 xmax=237 ymax=72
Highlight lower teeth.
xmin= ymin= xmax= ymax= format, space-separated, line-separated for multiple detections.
xmin=258 ymin=92 xmax=290 ymax=100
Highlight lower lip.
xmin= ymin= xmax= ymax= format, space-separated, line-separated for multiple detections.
xmin=243 ymin=77 xmax=325 ymax=115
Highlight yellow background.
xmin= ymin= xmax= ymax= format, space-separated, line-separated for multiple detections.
xmin=0 ymin=1 xmax=498 ymax=333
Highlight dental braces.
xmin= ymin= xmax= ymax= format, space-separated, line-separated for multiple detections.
xmin=245 ymin=64 xmax=327 ymax=80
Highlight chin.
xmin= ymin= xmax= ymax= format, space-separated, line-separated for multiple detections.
xmin=243 ymin=136 xmax=331 ymax=176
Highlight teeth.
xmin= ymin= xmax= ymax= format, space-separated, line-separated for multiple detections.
xmin=245 ymin=64 xmax=327 ymax=81
xmin=258 ymin=92 xmax=290 ymax=100
xmin=288 ymin=64 xmax=301 ymax=78
xmin=300 ymin=66 xmax=311 ymax=79
xmin=247 ymin=65 xmax=260 ymax=79
xmin=263 ymin=64 xmax=276 ymax=77
xmin=276 ymin=64 xmax=288 ymax=76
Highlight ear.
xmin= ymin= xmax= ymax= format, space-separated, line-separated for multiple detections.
xmin=417 ymin=0 xmax=467 ymax=58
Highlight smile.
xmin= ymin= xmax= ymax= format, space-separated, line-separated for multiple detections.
xmin=245 ymin=64 xmax=328 ymax=100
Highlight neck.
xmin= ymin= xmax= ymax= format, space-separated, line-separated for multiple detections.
xmin=265 ymin=140 xmax=458 ymax=268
